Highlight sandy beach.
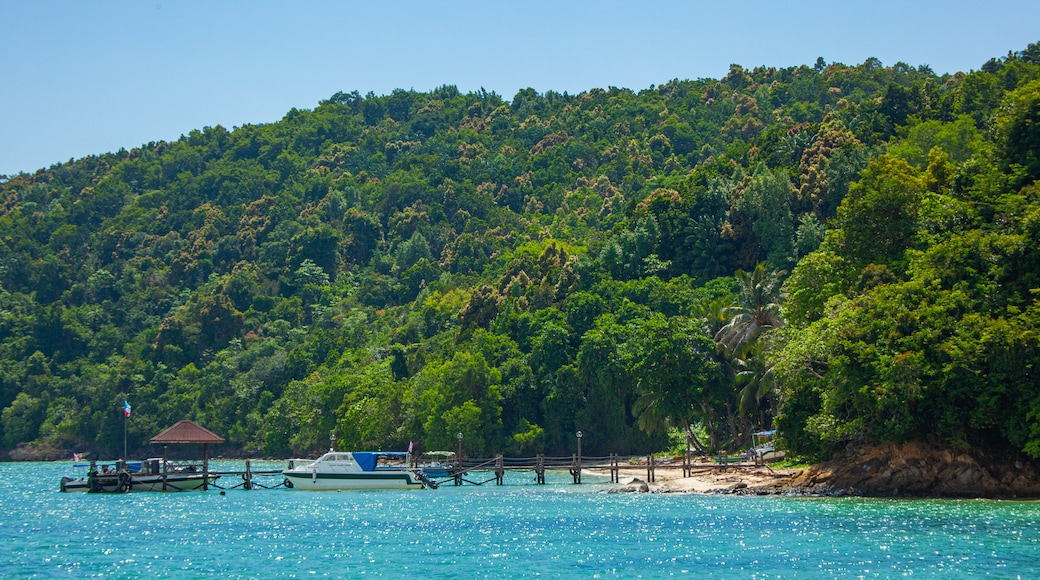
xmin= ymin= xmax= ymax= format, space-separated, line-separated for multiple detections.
xmin=585 ymin=460 xmax=800 ymax=494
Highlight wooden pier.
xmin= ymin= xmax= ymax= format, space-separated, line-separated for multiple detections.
xmin=130 ymin=419 xmax=770 ymax=492
xmin=125 ymin=452 xmax=765 ymax=492
xmin=437 ymin=451 xmax=754 ymax=486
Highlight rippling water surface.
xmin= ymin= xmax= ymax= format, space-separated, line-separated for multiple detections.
xmin=2 ymin=461 xmax=1039 ymax=578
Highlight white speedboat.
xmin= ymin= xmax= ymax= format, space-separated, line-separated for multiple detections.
xmin=283 ymin=451 xmax=433 ymax=490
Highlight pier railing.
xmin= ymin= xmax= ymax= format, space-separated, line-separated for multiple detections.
xmin=441 ymin=451 xmax=760 ymax=486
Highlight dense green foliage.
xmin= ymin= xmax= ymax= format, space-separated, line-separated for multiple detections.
xmin=2 ymin=43 xmax=1039 ymax=461
xmin=775 ymin=53 xmax=1040 ymax=460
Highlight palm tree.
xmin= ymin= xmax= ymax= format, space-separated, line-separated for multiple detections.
xmin=733 ymin=340 xmax=778 ymax=420
xmin=714 ymin=263 xmax=785 ymax=358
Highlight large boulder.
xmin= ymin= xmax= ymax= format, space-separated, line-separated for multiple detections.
xmin=609 ymin=477 xmax=650 ymax=493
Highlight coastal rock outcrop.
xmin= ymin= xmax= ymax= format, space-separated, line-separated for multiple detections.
xmin=781 ymin=441 xmax=1040 ymax=498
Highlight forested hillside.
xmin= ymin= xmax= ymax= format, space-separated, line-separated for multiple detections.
xmin=2 ymin=43 xmax=1039 ymax=461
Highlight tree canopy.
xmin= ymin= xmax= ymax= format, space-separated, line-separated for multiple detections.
xmin=2 ymin=43 xmax=1039 ymax=463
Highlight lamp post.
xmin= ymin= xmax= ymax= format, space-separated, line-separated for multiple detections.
xmin=455 ymin=433 xmax=463 ymax=486
xmin=576 ymin=430 xmax=583 ymax=484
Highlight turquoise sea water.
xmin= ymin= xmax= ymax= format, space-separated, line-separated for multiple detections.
xmin=2 ymin=461 xmax=1039 ymax=578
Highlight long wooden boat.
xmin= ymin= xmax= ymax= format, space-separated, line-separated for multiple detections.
xmin=59 ymin=459 xmax=219 ymax=492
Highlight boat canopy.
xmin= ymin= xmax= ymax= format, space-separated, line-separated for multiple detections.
xmin=73 ymin=461 xmax=142 ymax=471
xmin=352 ymin=451 xmax=409 ymax=472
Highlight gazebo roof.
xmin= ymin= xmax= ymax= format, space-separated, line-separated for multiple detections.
xmin=149 ymin=420 xmax=225 ymax=444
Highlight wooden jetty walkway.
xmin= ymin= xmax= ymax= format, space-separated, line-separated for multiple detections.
xmin=149 ymin=451 xmax=767 ymax=491
xmin=433 ymin=451 xmax=765 ymax=487
xmin=135 ymin=419 xmax=771 ymax=492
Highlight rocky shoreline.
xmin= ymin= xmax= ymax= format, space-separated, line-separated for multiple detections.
xmin=775 ymin=441 xmax=1040 ymax=499
xmin=597 ymin=442 xmax=1040 ymax=499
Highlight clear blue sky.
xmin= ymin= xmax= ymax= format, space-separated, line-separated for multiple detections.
xmin=2 ymin=0 xmax=1038 ymax=176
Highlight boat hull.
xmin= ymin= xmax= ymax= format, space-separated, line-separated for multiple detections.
xmin=60 ymin=474 xmax=128 ymax=493
xmin=60 ymin=473 xmax=219 ymax=492
xmin=283 ymin=471 xmax=423 ymax=490
xmin=421 ymin=467 xmax=452 ymax=478
xmin=127 ymin=474 xmax=219 ymax=492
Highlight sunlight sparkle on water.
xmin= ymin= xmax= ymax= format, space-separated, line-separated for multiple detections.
xmin=1 ymin=462 xmax=1038 ymax=578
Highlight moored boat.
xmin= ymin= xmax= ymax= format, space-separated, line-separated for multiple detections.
xmin=59 ymin=459 xmax=219 ymax=492
xmin=418 ymin=451 xmax=455 ymax=478
xmin=60 ymin=461 xmax=136 ymax=493
xmin=283 ymin=451 xmax=434 ymax=490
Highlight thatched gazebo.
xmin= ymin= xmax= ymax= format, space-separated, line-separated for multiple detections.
xmin=149 ymin=420 xmax=225 ymax=491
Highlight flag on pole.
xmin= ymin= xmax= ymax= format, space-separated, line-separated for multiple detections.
xmin=124 ymin=400 xmax=131 ymax=418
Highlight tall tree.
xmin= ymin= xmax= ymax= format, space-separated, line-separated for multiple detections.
xmin=714 ymin=264 xmax=785 ymax=358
